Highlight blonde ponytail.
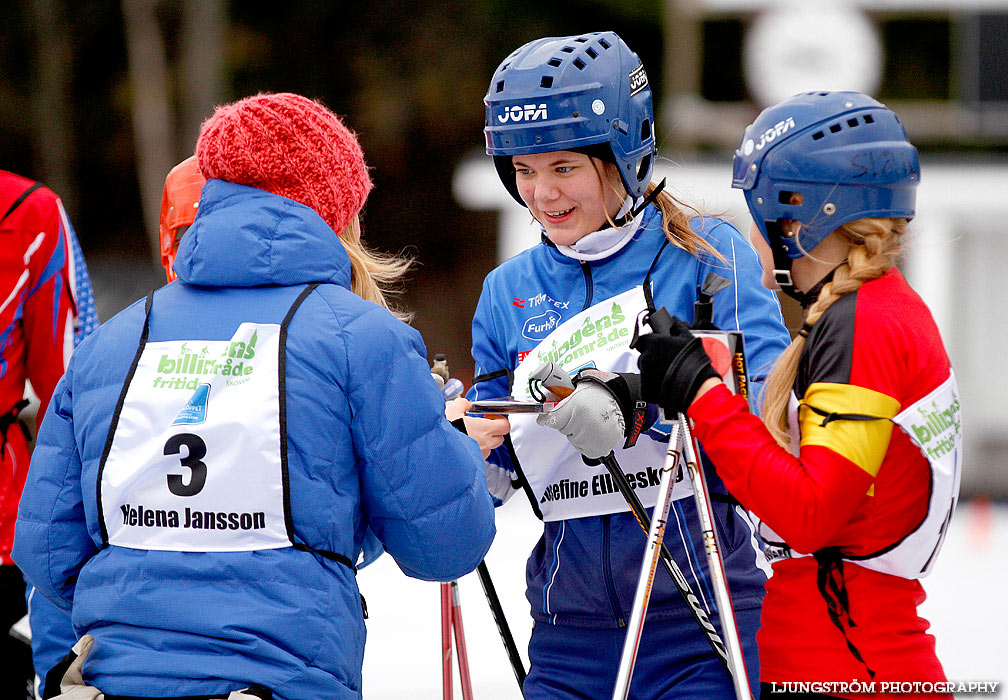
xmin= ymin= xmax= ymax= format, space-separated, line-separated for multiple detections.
xmin=594 ymin=160 xmax=725 ymax=264
xmin=338 ymin=216 xmax=415 ymax=323
xmin=760 ymin=218 xmax=907 ymax=447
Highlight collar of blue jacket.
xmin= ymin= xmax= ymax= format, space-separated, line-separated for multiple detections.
xmin=173 ymin=179 xmax=353 ymax=289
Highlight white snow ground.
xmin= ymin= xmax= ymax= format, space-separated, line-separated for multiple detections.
xmin=359 ymin=497 xmax=1007 ymax=698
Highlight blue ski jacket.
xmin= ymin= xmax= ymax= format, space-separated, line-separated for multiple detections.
xmin=13 ymin=180 xmax=495 ymax=700
xmin=468 ymin=205 xmax=790 ymax=629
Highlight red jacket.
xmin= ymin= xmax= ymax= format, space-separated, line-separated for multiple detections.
xmin=690 ymin=269 xmax=953 ymax=697
xmin=0 ymin=170 xmax=96 ymax=563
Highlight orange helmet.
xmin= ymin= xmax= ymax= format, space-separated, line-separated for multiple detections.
xmin=159 ymin=156 xmax=206 ymax=282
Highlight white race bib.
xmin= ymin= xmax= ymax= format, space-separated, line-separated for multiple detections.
xmin=888 ymin=370 xmax=962 ymax=577
xmin=510 ymin=287 xmax=694 ymax=521
xmin=755 ymin=372 xmax=962 ymax=579
xmin=100 ymin=323 xmax=290 ymax=552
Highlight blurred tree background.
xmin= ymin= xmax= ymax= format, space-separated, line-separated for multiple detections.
xmin=0 ymin=0 xmax=663 ymax=383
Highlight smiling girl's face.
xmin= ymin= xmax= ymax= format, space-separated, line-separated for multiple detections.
xmin=511 ymin=151 xmax=627 ymax=246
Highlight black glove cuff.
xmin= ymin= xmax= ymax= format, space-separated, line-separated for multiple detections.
xmin=658 ymin=337 xmax=719 ymax=415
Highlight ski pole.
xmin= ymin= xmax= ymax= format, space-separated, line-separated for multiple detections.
xmin=528 ymin=359 xmax=734 ymax=679
xmin=440 ymin=579 xmax=475 ymax=700
xmin=635 ymin=298 xmax=754 ymax=700
xmin=597 ymin=452 xmax=732 ymax=677
xmin=441 ymin=582 xmax=453 ymax=700
xmin=611 ymin=420 xmax=683 ymax=699
xmin=436 ymin=354 xmax=526 ymax=696
xmin=450 ymin=580 xmax=475 ymax=700
xmin=476 ymin=561 xmax=526 ymax=692
xmin=677 ymin=414 xmax=752 ymax=700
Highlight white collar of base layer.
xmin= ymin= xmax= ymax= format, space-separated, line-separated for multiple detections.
xmin=554 ymin=197 xmax=644 ymax=262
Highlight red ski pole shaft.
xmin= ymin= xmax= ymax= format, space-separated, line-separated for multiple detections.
xmin=450 ymin=581 xmax=474 ymax=700
xmin=441 ymin=582 xmax=453 ymax=700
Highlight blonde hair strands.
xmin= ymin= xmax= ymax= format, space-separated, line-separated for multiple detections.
xmin=340 ymin=216 xmax=415 ymax=323
xmin=760 ymin=218 xmax=908 ymax=448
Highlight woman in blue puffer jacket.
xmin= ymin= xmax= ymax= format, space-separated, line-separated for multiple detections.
xmin=13 ymin=92 xmax=495 ymax=700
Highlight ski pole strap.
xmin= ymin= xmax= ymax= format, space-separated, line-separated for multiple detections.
xmin=813 ymin=548 xmax=876 ymax=679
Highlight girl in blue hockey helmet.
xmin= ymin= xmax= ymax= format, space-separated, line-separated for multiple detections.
xmin=462 ymin=31 xmax=791 ymax=699
xmin=635 ymin=92 xmax=960 ymax=698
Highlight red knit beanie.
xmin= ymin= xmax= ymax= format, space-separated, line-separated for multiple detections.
xmin=196 ymin=92 xmax=372 ymax=234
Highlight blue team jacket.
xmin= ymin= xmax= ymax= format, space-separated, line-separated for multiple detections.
xmin=13 ymin=180 xmax=496 ymax=700
xmin=468 ymin=205 xmax=790 ymax=629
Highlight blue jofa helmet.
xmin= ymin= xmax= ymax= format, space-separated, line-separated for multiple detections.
xmin=485 ymin=31 xmax=655 ymax=205
xmin=732 ymin=91 xmax=919 ymax=289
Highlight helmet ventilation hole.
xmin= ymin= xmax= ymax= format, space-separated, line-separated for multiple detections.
xmin=864 ymin=114 xmax=874 ymax=123
xmin=548 ymin=58 xmax=562 ymax=67
xmin=812 ymin=131 xmax=824 ymax=140
xmin=541 ymin=76 xmax=553 ymax=88
xmin=496 ymin=81 xmax=505 ymax=93
xmin=847 ymin=118 xmax=859 ymax=127
xmin=636 ymin=154 xmax=651 ymax=181
xmin=586 ymin=47 xmax=598 ymax=59
xmin=599 ymin=38 xmax=611 ymax=49
xmin=641 ymin=119 xmax=651 ymax=141
xmin=573 ymin=58 xmax=586 ymax=70
xmin=561 ymin=46 xmax=575 ymax=53
xmin=829 ymin=123 xmax=842 ymax=133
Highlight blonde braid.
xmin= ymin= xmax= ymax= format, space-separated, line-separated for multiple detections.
xmin=760 ymin=218 xmax=907 ymax=448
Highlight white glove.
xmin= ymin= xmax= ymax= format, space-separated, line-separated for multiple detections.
xmin=536 ymin=382 xmax=625 ymax=459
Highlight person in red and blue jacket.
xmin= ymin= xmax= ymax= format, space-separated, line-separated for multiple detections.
xmin=0 ymin=169 xmax=97 ymax=699
xmin=634 ymin=92 xmax=959 ymax=699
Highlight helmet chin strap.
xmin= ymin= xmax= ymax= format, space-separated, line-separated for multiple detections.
xmin=612 ymin=178 xmax=666 ymax=228
xmin=766 ymin=220 xmax=814 ymax=307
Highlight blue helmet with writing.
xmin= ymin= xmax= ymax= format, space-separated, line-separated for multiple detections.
xmin=484 ymin=31 xmax=655 ymax=205
xmin=733 ymin=91 xmax=920 ymax=262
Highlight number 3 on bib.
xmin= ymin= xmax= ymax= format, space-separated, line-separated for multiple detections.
xmin=164 ymin=433 xmax=208 ymax=497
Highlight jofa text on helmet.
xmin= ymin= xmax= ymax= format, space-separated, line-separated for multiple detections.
xmin=498 ymin=104 xmax=548 ymax=123
xmin=629 ymin=65 xmax=648 ymax=96
xmin=742 ymin=117 xmax=796 ymax=157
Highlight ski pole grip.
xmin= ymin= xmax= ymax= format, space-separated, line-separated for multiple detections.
xmin=645 ymin=307 xmax=674 ymax=336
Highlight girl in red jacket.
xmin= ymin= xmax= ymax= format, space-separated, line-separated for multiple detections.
xmin=635 ymin=91 xmax=960 ymax=699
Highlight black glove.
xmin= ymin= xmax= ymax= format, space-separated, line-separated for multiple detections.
xmin=633 ymin=315 xmax=719 ymax=416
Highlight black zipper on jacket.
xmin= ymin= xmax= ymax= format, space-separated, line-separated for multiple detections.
xmin=579 ymin=261 xmax=593 ymax=310
xmin=601 ymin=514 xmax=625 ymax=627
